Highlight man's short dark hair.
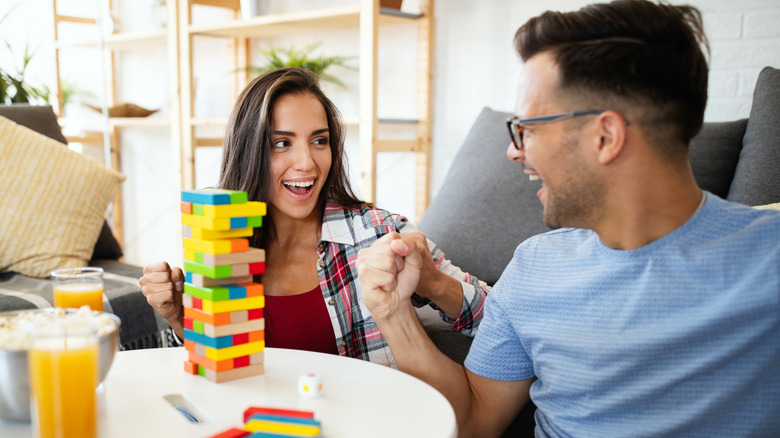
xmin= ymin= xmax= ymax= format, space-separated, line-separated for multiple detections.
xmin=514 ymin=0 xmax=709 ymax=156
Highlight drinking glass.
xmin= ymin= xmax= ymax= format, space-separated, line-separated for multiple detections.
xmin=51 ymin=267 xmax=104 ymax=311
xmin=27 ymin=319 xmax=99 ymax=438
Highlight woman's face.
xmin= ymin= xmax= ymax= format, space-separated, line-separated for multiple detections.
xmin=267 ymin=92 xmax=332 ymax=222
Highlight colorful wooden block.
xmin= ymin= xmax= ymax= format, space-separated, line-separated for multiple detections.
xmin=183 ymin=329 xmax=264 ymax=349
xmin=243 ymin=407 xmax=315 ymax=423
xmin=243 ymin=415 xmax=321 ymax=436
xmin=185 ymin=260 xmax=265 ymax=279
xmin=188 ymin=351 xmax=264 ymax=372
xmin=207 ymin=427 xmax=250 ymax=438
xmin=184 ymin=283 xmax=264 ymax=302
xmin=186 ymin=272 xmax=254 ymax=287
xmin=181 ymin=201 xmax=193 ymax=215
xmin=184 ymin=360 xmax=199 ymax=375
xmin=184 ymin=307 xmax=263 ymax=326
xmin=183 ymin=237 xmax=249 ymax=254
xmin=201 ymin=363 xmax=264 ymax=383
xmin=182 ymin=189 xmax=248 ymax=205
xmin=183 ymin=292 xmax=264 ymax=313
xmin=190 ymin=317 xmax=265 ymax=337
xmin=186 ymin=248 xmax=266 ymax=266
xmin=182 ymin=213 xmax=263 ymax=231
xmin=199 ymin=201 xmax=267 ymax=218
xmin=183 ymin=225 xmax=254 ymax=240
xmin=186 ymin=340 xmax=264 ymax=361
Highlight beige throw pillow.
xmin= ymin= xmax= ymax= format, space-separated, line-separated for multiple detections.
xmin=754 ymin=203 xmax=780 ymax=211
xmin=0 ymin=116 xmax=125 ymax=278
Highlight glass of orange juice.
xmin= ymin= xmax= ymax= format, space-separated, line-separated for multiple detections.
xmin=27 ymin=318 xmax=99 ymax=438
xmin=51 ymin=267 xmax=104 ymax=311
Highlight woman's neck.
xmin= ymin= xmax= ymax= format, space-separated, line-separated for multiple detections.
xmin=264 ymin=207 xmax=323 ymax=249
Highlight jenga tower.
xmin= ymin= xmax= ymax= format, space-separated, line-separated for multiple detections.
xmin=179 ymin=189 xmax=267 ymax=383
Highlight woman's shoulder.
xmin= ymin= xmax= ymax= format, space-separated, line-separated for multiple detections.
xmin=324 ymin=202 xmax=409 ymax=231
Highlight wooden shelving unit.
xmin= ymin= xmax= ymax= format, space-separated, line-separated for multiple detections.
xmin=50 ymin=0 xmax=181 ymax=247
xmin=177 ymin=0 xmax=435 ymax=219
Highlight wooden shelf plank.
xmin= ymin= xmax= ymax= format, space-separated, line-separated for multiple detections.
xmin=188 ymin=5 xmax=418 ymax=39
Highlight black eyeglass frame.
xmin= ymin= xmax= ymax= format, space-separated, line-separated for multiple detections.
xmin=506 ymin=110 xmax=606 ymax=151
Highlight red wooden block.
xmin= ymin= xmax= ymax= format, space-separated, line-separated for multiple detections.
xmin=233 ymin=355 xmax=250 ymax=368
xmin=243 ymin=406 xmax=314 ymax=423
xmin=249 ymin=262 xmax=265 ymax=275
xmin=192 ymin=296 xmax=203 ymax=310
xmin=183 ymin=316 xmax=194 ymax=330
xmin=247 ymin=308 xmax=263 ymax=320
xmin=208 ymin=427 xmax=250 ymax=438
xmin=233 ymin=332 xmax=249 ymax=345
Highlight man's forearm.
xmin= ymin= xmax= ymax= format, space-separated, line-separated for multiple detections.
xmin=376 ymin=305 xmax=481 ymax=436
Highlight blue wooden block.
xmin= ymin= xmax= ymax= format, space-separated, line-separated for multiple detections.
xmin=246 ymin=414 xmax=321 ymax=426
xmin=182 ymin=189 xmax=248 ymax=206
xmin=230 ymin=216 xmax=248 ymax=228
xmin=183 ymin=329 xmax=233 ymax=349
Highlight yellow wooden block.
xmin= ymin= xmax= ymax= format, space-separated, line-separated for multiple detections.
xmin=244 ymin=419 xmax=320 ymax=436
xmin=183 ymin=225 xmax=254 ymax=240
xmin=204 ymin=341 xmax=265 ymax=360
xmin=202 ymin=201 xmax=267 ymax=218
xmin=201 ymin=295 xmax=265 ymax=313
xmin=182 ymin=213 xmax=234 ymax=230
xmin=183 ymin=237 xmax=249 ymax=254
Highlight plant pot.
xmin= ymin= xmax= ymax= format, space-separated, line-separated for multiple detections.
xmin=380 ymin=0 xmax=402 ymax=10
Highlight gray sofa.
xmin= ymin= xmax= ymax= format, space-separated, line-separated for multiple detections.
xmin=416 ymin=66 xmax=780 ymax=435
xmin=0 ymin=104 xmax=173 ymax=350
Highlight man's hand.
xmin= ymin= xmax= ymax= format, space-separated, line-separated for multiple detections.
xmin=357 ymin=232 xmax=423 ymax=321
xmin=139 ymin=261 xmax=185 ymax=337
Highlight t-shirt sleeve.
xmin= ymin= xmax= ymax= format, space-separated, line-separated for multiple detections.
xmin=464 ymin=278 xmax=535 ymax=381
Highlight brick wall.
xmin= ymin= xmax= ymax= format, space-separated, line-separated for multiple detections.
xmin=430 ymin=0 xmax=780 ymax=201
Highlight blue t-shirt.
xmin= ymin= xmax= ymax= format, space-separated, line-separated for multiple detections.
xmin=465 ymin=193 xmax=780 ymax=437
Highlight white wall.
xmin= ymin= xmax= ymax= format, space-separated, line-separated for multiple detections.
xmin=2 ymin=0 xmax=779 ymax=268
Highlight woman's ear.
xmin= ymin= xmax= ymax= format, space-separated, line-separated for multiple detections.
xmin=594 ymin=110 xmax=628 ymax=165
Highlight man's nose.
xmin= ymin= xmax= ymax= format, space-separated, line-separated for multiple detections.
xmin=506 ymin=142 xmax=526 ymax=163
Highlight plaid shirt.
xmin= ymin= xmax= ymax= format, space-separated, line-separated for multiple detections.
xmin=318 ymin=202 xmax=490 ymax=368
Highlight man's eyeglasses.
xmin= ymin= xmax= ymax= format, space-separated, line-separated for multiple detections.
xmin=506 ymin=110 xmax=604 ymax=151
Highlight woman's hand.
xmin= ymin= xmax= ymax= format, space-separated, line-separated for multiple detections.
xmin=139 ymin=261 xmax=185 ymax=338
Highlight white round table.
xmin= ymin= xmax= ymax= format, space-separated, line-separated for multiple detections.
xmin=0 ymin=347 xmax=457 ymax=437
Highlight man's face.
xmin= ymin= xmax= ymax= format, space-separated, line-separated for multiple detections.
xmin=507 ymin=53 xmax=605 ymax=230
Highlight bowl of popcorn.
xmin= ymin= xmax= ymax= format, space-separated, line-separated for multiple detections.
xmin=0 ymin=307 xmax=120 ymax=422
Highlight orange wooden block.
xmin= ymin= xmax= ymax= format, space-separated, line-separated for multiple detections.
xmin=231 ymin=239 xmax=249 ymax=252
xmin=189 ymin=351 xmax=234 ymax=372
xmin=249 ymin=330 xmax=264 ymax=343
xmin=184 ymin=360 xmax=199 ymax=375
xmin=240 ymin=282 xmax=264 ymax=297
xmin=181 ymin=201 xmax=193 ymax=215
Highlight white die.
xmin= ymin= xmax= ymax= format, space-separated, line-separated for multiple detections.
xmin=297 ymin=373 xmax=323 ymax=398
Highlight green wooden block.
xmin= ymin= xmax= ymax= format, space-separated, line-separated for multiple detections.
xmin=185 ymin=260 xmax=232 ymax=279
xmin=193 ymin=319 xmax=204 ymax=334
xmin=247 ymin=216 xmax=263 ymax=228
xmin=184 ymin=283 xmax=231 ymax=301
xmin=229 ymin=191 xmax=248 ymax=204
xmin=198 ymin=365 xmax=206 ymax=377
xmin=192 ymin=203 xmax=204 ymax=216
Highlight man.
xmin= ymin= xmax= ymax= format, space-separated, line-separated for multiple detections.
xmin=356 ymin=1 xmax=780 ymax=436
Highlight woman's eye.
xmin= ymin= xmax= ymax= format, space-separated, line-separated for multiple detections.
xmin=272 ymin=139 xmax=291 ymax=148
xmin=312 ymin=137 xmax=329 ymax=146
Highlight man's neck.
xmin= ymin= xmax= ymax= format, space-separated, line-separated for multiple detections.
xmin=592 ymin=176 xmax=704 ymax=251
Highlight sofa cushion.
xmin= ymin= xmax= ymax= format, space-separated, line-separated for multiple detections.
xmin=688 ymin=119 xmax=747 ymax=199
xmin=0 ymin=104 xmax=124 ymax=260
xmin=728 ymin=66 xmax=780 ymax=206
xmin=0 ymin=104 xmax=67 ymax=144
xmin=0 ymin=116 xmax=125 ymax=278
xmin=418 ymin=107 xmax=548 ymax=286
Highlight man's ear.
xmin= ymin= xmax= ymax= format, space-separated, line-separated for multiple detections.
xmin=593 ymin=110 xmax=628 ymax=165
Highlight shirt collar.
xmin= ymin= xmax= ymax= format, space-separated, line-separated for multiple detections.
xmin=319 ymin=202 xmax=357 ymax=247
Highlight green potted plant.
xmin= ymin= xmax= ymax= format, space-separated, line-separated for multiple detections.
xmin=1 ymin=6 xmax=49 ymax=105
xmin=245 ymin=41 xmax=355 ymax=89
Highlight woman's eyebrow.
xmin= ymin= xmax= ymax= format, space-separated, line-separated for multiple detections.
xmin=272 ymin=128 xmax=329 ymax=136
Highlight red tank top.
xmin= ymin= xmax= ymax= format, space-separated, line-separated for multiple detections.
xmin=263 ymin=285 xmax=339 ymax=355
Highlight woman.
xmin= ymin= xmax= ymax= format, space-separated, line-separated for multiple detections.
xmin=139 ymin=68 xmax=488 ymax=367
